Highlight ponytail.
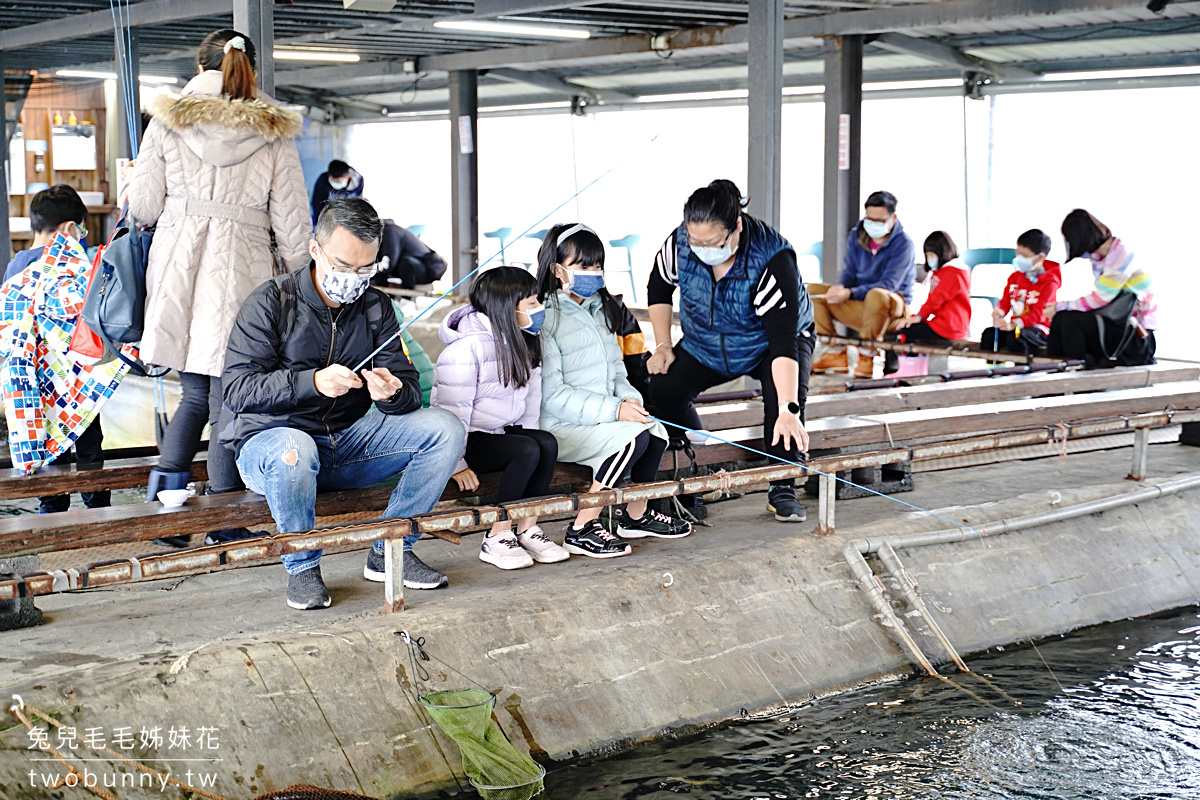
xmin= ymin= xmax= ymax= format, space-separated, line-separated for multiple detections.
xmin=197 ymin=29 xmax=259 ymax=101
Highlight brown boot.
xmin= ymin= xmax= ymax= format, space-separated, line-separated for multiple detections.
xmin=812 ymin=349 xmax=850 ymax=374
xmin=854 ymin=350 xmax=876 ymax=379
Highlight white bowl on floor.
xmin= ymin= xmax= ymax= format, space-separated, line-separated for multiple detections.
xmin=157 ymin=489 xmax=190 ymax=508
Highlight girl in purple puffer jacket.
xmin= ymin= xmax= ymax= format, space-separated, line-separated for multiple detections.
xmin=432 ymin=266 xmax=569 ymax=570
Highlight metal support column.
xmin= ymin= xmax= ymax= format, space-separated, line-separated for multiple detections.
xmin=820 ymin=35 xmax=863 ymax=284
xmin=1129 ymin=426 xmax=1151 ymax=481
xmin=234 ymin=0 xmax=274 ymax=97
xmin=115 ymin=28 xmax=141 ymax=160
xmin=747 ymin=0 xmax=783 ymax=229
xmin=449 ymin=70 xmax=479 ymax=296
xmin=0 ymin=56 xmax=10 ymax=264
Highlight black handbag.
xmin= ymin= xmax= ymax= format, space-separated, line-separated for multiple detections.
xmin=1093 ymin=290 xmax=1139 ymax=361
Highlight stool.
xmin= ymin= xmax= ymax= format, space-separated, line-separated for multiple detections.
xmin=608 ymin=234 xmax=641 ymax=302
xmin=484 ymin=226 xmax=513 ymax=266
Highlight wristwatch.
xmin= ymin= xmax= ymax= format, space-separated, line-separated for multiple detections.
xmin=780 ymin=401 xmax=801 ymax=416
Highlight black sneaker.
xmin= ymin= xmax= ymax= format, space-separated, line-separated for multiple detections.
xmin=204 ymin=528 xmax=266 ymax=546
xmin=563 ymin=519 xmax=631 ymax=559
xmin=617 ymin=508 xmax=692 ymax=539
xmin=766 ymin=486 xmax=807 ymax=523
xmin=286 ymin=566 xmax=331 ymax=610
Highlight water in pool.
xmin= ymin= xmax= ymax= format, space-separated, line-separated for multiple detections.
xmin=544 ymin=607 xmax=1200 ymax=799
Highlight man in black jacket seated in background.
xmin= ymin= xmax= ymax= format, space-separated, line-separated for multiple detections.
xmin=221 ymin=198 xmax=464 ymax=610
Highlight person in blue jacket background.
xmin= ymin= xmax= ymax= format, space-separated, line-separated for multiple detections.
xmin=808 ymin=190 xmax=915 ymax=379
xmin=647 ymin=179 xmax=814 ymax=524
xmin=310 ymin=159 xmax=364 ymax=225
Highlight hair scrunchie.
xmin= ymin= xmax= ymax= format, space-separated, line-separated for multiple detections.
xmin=223 ymin=36 xmax=246 ymax=54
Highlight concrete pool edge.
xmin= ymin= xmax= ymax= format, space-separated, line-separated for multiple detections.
xmin=2 ymin=470 xmax=1199 ymax=798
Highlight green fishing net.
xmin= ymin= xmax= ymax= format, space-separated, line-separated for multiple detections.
xmin=418 ymin=689 xmax=545 ymax=800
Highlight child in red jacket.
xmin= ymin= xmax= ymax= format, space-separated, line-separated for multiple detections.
xmin=981 ymin=229 xmax=1062 ymax=355
xmin=897 ymin=230 xmax=971 ymax=343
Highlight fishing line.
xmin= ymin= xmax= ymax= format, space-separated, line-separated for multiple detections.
xmin=351 ymin=134 xmax=660 ymax=372
xmin=650 ymin=417 xmax=982 ymax=536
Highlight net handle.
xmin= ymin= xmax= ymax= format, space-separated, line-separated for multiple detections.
xmin=397 ymin=631 xmax=492 ymax=697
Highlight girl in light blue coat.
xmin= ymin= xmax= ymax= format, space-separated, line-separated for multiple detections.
xmin=536 ymin=223 xmax=691 ymax=559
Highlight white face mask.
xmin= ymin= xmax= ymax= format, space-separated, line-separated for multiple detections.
xmin=1013 ymin=255 xmax=1040 ymax=274
xmin=316 ymin=248 xmax=374 ymax=304
xmin=329 ymin=178 xmax=349 ymax=190
xmin=862 ymin=217 xmax=891 ymax=239
xmin=693 ymin=242 xmax=736 ymax=267
xmin=926 ymin=256 xmax=939 ymax=270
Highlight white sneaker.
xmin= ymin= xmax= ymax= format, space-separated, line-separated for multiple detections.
xmin=480 ymin=533 xmax=534 ymax=570
xmin=517 ymin=526 xmax=571 ymax=563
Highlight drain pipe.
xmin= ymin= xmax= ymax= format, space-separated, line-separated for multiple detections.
xmin=842 ymin=544 xmax=940 ymax=677
xmin=844 ymin=472 xmax=1200 ymax=674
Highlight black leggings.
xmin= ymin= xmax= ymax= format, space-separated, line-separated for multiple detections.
xmin=1046 ymin=310 xmax=1156 ymax=367
xmin=900 ymin=321 xmax=951 ymax=344
xmin=38 ymin=417 xmax=108 ymax=514
xmin=980 ymin=326 xmax=1047 ymax=355
xmin=157 ymin=371 xmax=242 ymax=493
xmin=594 ymin=430 xmax=667 ymax=489
xmin=650 ymin=329 xmax=814 ymax=487
xmin=464 ymin=428 xmax=559 ymax=503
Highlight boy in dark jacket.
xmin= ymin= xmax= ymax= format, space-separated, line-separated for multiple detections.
xmin=222 ymin=199 xmax=464 ymax=610
xmin=807 ymin=190 xmax=915 ymax=379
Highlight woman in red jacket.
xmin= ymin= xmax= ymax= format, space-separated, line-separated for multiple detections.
xmin=896 ymin=231 xmax=971 ymax=343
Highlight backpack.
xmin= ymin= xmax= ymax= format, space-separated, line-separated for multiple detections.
xmin=79 ymin=219 xmax=163 ymax=376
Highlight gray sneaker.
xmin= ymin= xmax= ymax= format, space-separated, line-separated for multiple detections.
xmin=286 ymin=566 xmax=331 ymax=610
xmin=364 ymin=548 xmax=448 ymax=589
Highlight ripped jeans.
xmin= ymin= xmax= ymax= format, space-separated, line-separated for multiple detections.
xmin=235 ymin=408 xmax=464 ymax=574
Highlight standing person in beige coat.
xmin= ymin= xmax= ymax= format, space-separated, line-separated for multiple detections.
xmin=129 ymin=28 xmax=310 ymax=542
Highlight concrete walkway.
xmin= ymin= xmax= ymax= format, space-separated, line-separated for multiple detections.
xmin=2 ymin=443 xmax=1198 ymax=798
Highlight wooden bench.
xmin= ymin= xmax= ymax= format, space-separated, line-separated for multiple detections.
xmin=4 ymin=381 xmax=1197 ymax=558
xmin=3 ymin=364 xmax=1192 ymax=502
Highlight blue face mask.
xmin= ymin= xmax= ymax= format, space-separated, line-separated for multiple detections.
xmin=519 ymin=305 xmax=545 ymax=335
xmin=568 ymin=269 xmax=605 ymax=299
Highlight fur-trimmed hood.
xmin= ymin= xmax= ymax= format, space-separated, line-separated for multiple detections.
xmin=148 ymin=71 xmax=303 ymax=168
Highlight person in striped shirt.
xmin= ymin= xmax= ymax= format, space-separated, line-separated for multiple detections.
xmin=1046 ymin=209 xmax=1156 ymax=368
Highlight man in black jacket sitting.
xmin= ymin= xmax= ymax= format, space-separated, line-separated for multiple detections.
xmin=222 ymin=198 xmax=465 ymax=610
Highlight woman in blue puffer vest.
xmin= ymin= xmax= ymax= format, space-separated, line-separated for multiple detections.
xmin=647 ymin=180 xmax=815 ymax=524
xmin=536 ymin=223 xmax=691 ymax=559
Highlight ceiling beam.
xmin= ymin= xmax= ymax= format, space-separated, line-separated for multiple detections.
xmin=487 ymin=67 xmax=637 ymax=102
xmin=873 ymin=32 xmax=1042 ymax=82
xmin=420 ymin=0 xmax=1149 ymax=72
xmin=0 ymin=0 xmax=229 ymax=52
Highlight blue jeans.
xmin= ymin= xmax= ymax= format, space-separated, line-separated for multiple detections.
xmin=235 ymin=408 xmax=464 ymax=574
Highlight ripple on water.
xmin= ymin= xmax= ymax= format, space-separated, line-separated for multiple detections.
xmin=545 ymin=609 xmax=1200 ymax=800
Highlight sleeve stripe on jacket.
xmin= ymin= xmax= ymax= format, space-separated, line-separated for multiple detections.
xmin=654 ymin=235 xmax=678 ymax=285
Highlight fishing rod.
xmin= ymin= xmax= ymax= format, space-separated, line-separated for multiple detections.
xmin=650 ymin=416 xmax=983 ymax=537
xmin=351 ymin=135 xmax=660 ymax=373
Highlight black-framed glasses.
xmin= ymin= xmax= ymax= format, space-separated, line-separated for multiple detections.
xmin=686 ymin=229 xmax=733 ymax=249
xmin=316 ymin=244 xmax=378 ymax=277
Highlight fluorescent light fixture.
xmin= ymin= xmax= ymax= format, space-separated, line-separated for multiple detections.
xmin=274 ymin=50 xmax=361 ymax=62
xmin=433 ymin=20 xmax=590 ymax=39
xmin=1045 ymin=65 xmax=1200 ymax=82
xmin=637 ymin=89 xmax=747 ymax=103
xmin=57 ymin=69 xmax=178 ymax=83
